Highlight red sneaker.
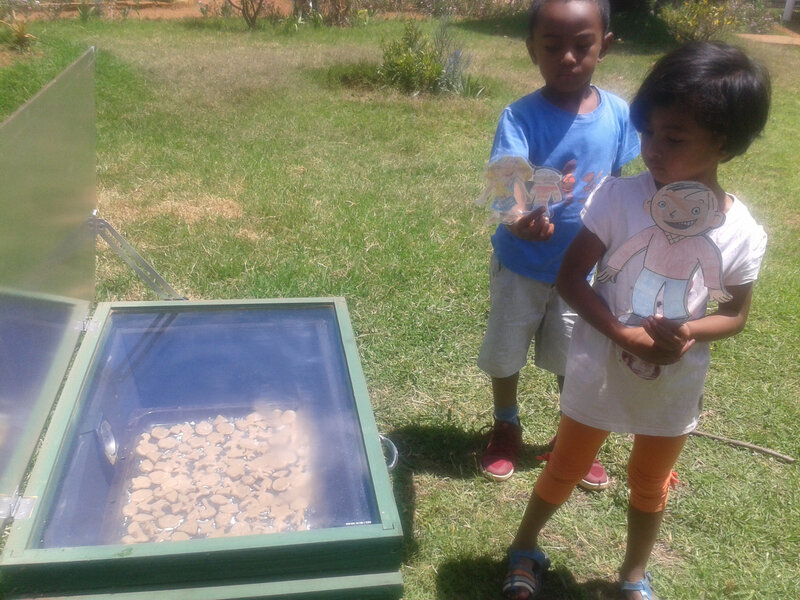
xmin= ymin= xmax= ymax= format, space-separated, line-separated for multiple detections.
xmin=481 ymin=420 xmax=522 ymax=482
xmin=577 ymin=458 xmax=610 ymax=491
xmin=546 ymin=436 xmax=610 ymax=491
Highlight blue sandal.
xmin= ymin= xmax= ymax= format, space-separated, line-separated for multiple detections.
xmin=502 ymin=547 xmax=550 ymax=600
xmin=621 ymin=572 xmax=659 ymax=600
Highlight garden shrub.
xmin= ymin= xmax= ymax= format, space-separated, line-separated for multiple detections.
xmin=1 ymin=10 xmax=36 ymax=51
xmin=378 ymin=22 xmax=442 ymax=93
xmin=657 ymin=0 xmax=776 ymax=42
xmin=377 ymin=20 xmax=484 ymax=96
xmin=432 ymin=19 xmax=483 ymax=95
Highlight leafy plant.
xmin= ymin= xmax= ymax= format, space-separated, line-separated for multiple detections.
xmin=377 ymin=20 xmax=484 ymax=96
xmin=433 ymin=18 xmax=483 ymax=96
xmin=77 ymin=1 xmax=93 ymax=23
xmin=308 ymin=9 xmax=324 ymax=26
xmin=378 ymin=22 xmax=442 ymax=93
xmin=657 ymin=0 xmax=776 ymax=41
xmin=354 ymin=8 xmax=369 ymax=26
xmin=281 ymin=12 xmax=305 ymax=31
xmin=1 ymin=11 xmax=35 ymax=51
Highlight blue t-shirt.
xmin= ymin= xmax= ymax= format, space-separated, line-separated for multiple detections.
xmin=489 ymin=87 xmax=641 ymax=283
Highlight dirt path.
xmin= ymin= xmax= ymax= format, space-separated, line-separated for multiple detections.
xmin=737 ymin=24 xmax=800 ymax=45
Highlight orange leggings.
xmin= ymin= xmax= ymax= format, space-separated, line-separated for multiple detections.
xmin=534 ymin=415 xmax=688 ymax=513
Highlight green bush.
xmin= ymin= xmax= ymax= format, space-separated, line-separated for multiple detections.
xmin=378 ymin=22 xmax=442 ymax=93
xmin=657 ymin=0 xmax=776 ymax=42
xmin=377 ymin=20 xmax=484 ymax=96
xmin=658 ymin=0 xmax=736 ymax=41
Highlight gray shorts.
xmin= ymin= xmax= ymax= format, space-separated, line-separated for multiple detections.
xmin=477 ymin=254 xmax=576 ymax=378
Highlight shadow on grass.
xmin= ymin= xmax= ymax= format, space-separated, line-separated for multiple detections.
xmin=388 ymin=422 xmax=551 ymax=480
xmin=386 ymin=423 xmax=551 ymax=559
xmin=435 ymin=556 xmax=620 ymax=600
xmin=454 ymin=13 xmax=528 ymax=41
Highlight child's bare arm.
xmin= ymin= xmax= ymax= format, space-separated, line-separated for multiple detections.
xmin=556 ymin=227 xmax=637 ymax=347
xmin=643 ymin=284 xmax=752 ymax=353
xmin=685 ymin=283 xmax=754 ymax=342
xmin=557 ymin=228 xmax=691 ymax=365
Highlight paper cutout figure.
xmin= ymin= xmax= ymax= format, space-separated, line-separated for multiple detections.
xmin=476 ymin=156 xmax=563 ymax=223
xmin=597 ymin=181 xmax=730 ymax=325
xmin=595 ymin=181 xmax=730 ymax=380
xmin=529 ymin=167 xmax=563 ymax=210
xmin=477 ymin=156 xmax=534 ymax=224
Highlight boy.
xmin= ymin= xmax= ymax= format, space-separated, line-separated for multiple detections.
xmin=478 ymin=0 xmax=640 ymax=485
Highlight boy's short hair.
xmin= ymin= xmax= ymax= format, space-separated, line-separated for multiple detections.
xmin=630 ymin=41 xmax=771 ymax=159
xmin=527 ymin=0 xmax=612 ymax=36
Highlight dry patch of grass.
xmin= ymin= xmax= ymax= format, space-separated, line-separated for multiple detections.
xmin=157 ymin=196 xmax=243 ymax=223
xmin=98 ymin=184 xmax=243 ymax=225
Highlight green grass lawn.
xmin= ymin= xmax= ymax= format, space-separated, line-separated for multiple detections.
xmin=1 ymin=11 xmax=798 ymax=599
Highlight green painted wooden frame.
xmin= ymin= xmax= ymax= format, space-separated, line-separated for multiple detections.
xmin=5 ymin=572 xmax=403 ymax=600
xmin=0 ymin=298 xmax=403 ymax=598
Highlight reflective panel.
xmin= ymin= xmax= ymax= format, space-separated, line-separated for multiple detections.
xmin=0 ymin=48 xmax=95 ymax=300
xmin=0 ymin=48 xmax=94 ymax=520
xmin=39 ymin=304 xmax=379 ymax=548
xmin=0 ymin=291 xmax=87 ymax=501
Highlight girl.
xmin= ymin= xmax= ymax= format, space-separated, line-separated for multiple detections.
xmin=502 ymin=41 xmax=771 ymax=600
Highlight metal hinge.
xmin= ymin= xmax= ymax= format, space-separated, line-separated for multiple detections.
xmin=0 ymin=495 xmax=36 ymax=520
xmin=75 ymin=318 xmax=99 ymax=333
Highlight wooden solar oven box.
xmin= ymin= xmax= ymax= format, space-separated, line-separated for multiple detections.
xmin=0 ymin=51 xmax=403 ymax=600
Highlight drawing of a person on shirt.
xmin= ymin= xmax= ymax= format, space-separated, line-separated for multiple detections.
xmin=597 ymin=181 xmax=730 ymax=324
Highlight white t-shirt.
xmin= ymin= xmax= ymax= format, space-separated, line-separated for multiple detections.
xmin=560 ymin=172 xmax=768 ymax=436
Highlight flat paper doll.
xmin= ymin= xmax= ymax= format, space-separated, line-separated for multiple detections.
xmin=477 ymin=156 xmax=562 ymax=223
xmin=529 ymin=166 xmax=563 ymax=210
xmin=598 ymin=181 xmax=730 ymax=323
xmin=596 ymin=181 xmax=730 ymax=378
